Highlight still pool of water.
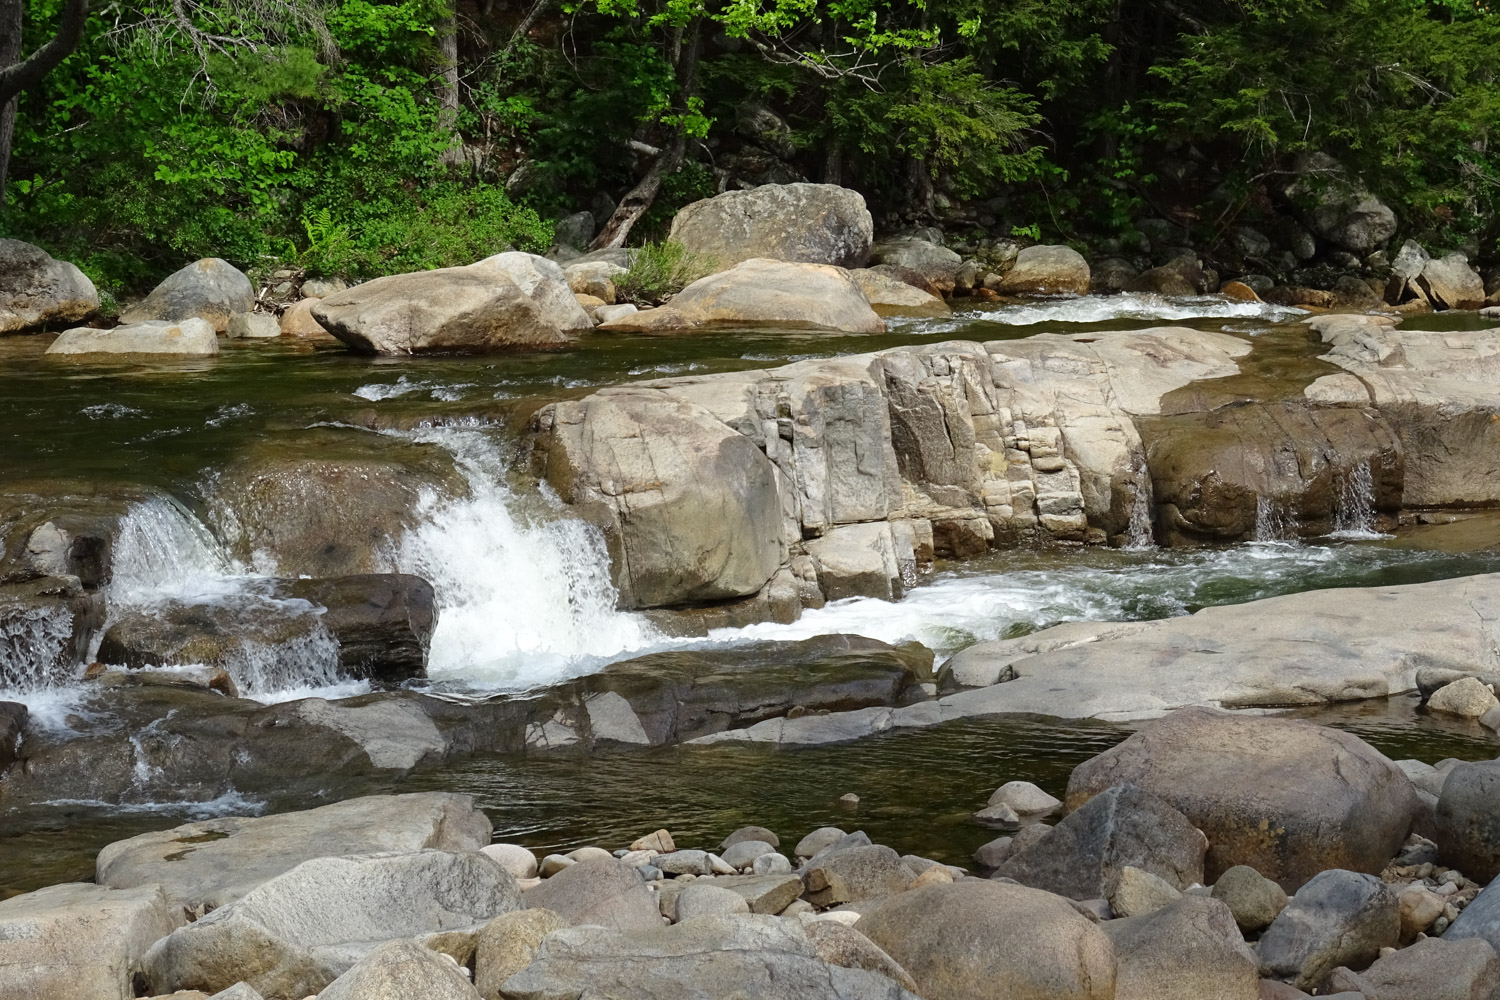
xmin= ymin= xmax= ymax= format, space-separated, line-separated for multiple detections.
xmin=2 ymin=697 xmax=1493 ymax=896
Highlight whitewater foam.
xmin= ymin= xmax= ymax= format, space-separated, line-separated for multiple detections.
xmin=893 ymin=292 xmax=1305 ymax=335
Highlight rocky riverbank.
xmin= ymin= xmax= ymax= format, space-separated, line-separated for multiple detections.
xmin=4 ymin=706 xmax=1500 ymax=1000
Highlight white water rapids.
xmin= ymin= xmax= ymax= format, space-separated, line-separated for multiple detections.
xmin=0 ymin=414 xmax=1458 ymax=710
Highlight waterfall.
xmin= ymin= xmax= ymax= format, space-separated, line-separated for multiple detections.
xmin=109 ymin=495 xmax=239 ymax=605
xmin=1253 ymin=495 xmax=1297 ymax=542
xmin=0 ymin=602 xmax=76 ymax=693
xmin=1124 ymin=465 xmax=1155 ymax=550
xmin=386 ymin=425 xmax=660 ymax=690
xmin=1331 ymin=460 xmax=1382 ymax=539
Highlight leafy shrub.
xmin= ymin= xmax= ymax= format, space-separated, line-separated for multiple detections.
xmin=614 ymin=240 xmax=719 ymax=305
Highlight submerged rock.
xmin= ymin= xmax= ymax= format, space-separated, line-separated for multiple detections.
xmin=0 ymin=238 xmax=100 ymax=333
xmin=119 ymin=259 xmax=252 ymax=332
xmin=47 ymin=318 xmax=220 ymax=356
xmin=668 ymin=182 xmax=874 ymax=270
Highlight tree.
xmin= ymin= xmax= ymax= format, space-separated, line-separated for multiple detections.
xmin=0 ymin=0 xmax=90 ymax=203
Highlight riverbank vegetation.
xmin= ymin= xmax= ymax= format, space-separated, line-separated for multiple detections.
xmin=1 ymin=0 xmax=1496 ymax=293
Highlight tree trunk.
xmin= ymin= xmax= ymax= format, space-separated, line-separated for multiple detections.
xmin=435 ymin=5 xmax=463 ymax=166
xmin=0 ymin=0 xmax=90 ymax=205
xmin=588 ymin=18 xmax=702 ymax=250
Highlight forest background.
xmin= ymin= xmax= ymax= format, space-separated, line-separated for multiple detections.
xmin=0 ymin=0 xmax=1496 ymax=300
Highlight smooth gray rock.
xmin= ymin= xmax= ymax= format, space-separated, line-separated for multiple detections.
xmin=1110 ymin=865 xmax=1183 ymax=918
xmin=655 ymin=850 xmax=715 ymax=876
xmin=856 ymin=880 xmax=1116 ymax=1000
xmin=998 ymin=783 xmax=1207 ymax=901
xmin=707 ymin=873 xmax=805 ymax=914
xmin=97 ymin=793 xmax=491 ymax=912
xmin=208 ymin=985 xmax=265 ymax=1000
xmin=47 ymin=318 xmax=219 ymax=355
xmin=806 ymin=830 xmax=873 ymax=865
xmin=1435 ymin=760 xmax=1500 ymax=882
xmin=752 ymin=852 xmax=793 ymax=876
xmin=1446 ymin=872 xmax=1500 ymax=952
xmin=317 ymin=939 xmax=481 ymax=1000
xmin=869 ymin=237 xmax=962 ymax=293
xmin=1211 ymin=865 xmax=1289 ymax=932
xmin=987 ymin=780 xmax=1062 ymax=818
xmin=143 ymin=850 xmax=517 ymax=997
xmin=470 ymin=251 xmax=594 ymax=333
xmin=801 ymin=920 xmax=920 ymax=994
xmin=1324 ymin=935 xmax=1500 ymax=1000
xmin=672 ymin=883 xmax=750 ymax=921
xmin=523 ymin=857 xmax=660 ymax=932
xmin=1256 ymin=869 xmax=1399 ymax=991
xmin=1280 ymin=152 xmax=1397 ymax=254
xmin=0 ymin=238 xmax=99 ymax=333
xmin=804 ymin=844 xmax=915 ymax=906
xmin=795 ymin=826 xmax=848 ymax=858
xmin=227 ymin=312 xmax=281 ymax=339
xmin=668 ymin=182 xmax=874 ymax=270
xmin=722 ymin=827 xmax=780 ymax=853
xmin=1101 ymin=895 xmax=1259 ymax=1000
xmin=0 ymin=882 xmax=180 ymax=1000
xmin=1067 ymin=708 xmax=1419 ymax=890
xmin=720 ymin=839 xmax=777 ymax=870
xmin=498 ymin=914 xmax=919 ymax=1000
xmin=120 ymin=258 xmax=253 ymax=331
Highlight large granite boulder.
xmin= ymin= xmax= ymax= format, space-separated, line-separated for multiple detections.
xmin=597 ymin=259 xmax=884 ymax=334
xmin=1324 ymin=936 xmax=1500 ymax=1000
xmin=1255 ymin=869 xmax=1399 ymax=991
xmin=0 ymin=883 xmax=181 ymax=1000
xmin=209 ymin=429 xmax=462 ymax=577
xmin=527 ymin=388 xmax=783 ymax=608
xmin=1279 ymin=152 xmax=1397 ymax=254
xmin=855 ymin=880 xmax=1115 ymax=1000
xmin=0 ymin=238 xmax=99 ymax=333
xmin=46 ymin=318 xmax=220 ymax=355
xmin=869 ymin=237 xmax=962 ymax=294
xmin=1101 ymin=895 xmax=1259 ymax=1000
xmin=97 ymin=793 xmax=492 ymax=912
xmin=998 ymin=783 xmax=1207 ymax=900
xmin=995 ymin=245 xmax=1090 ymax=296
xmin=498 ymin=913 xmax=918 ymax=1000
xmin=1434 ymin=759 xmax=1500 ymax=882
xmin=848 ymin=268 xmax=950 ymax=317
xmin=469 ymin=251 xmax=594 ymax=332
xmin=311 ymin=265 xmax=572 ymax=354
xmin=1066 ymin=708 xmax=1420 ymax=889
xmin=1418 ymin=253 xmax=1486 ymax=310
xmin=120 ymin=258 xmax=254 ymax=332
xmin=142 ymin=850 xmax=520 ymax=998
xmin=522 ymin=857 xmax=661 ymax=933
xmin=1447 ymin=873 xmax=1500 ymax=953
xmin=668 ymin=183 xmax=874 ymax=269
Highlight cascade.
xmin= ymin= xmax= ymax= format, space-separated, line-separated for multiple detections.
xmin=1253 ymin=494 xmax=1297 ymax=543
xmin=1331 ymin=460 xmax=1381 ymax=539
xmin=1124 ymin=466 xmax=1155 ymax=550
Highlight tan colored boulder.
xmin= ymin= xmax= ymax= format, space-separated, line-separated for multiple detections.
xmin=857 ymin=880 xmax=1115 ymax=1000
xmin=469 ymin=251 xmax=594 ymax=332
xmin=1419 ymin=253 xmax=1485 ymax=310
xmin=1102 ymin=895 xmax=1259 ymax=1000
xmin=996 ymin=245 xmax=1090 ymax=296
xmin=1220 ymin=280 xmax=1262 ymax=302
xmin=0 ymin=883 xmax=181 ymax=1000
xmin=279 ymin=298 xmax=335 ymax=339
xmin=599 ymin=259 xmax=884 ymax=334
xmin=521 ymin=858 xmax=661 ymax=933
xmin=46 ymin=318 xmax=219 ymax=355
xmin=1428 ymin=676 xmax=1499 ymax=718
xmin=1066 ymin=707 xmax=1420 ymax=890
xmin=474 ymin=908 xmax=568 ymax=1000
xmin=312 ymin=266 xmax=572 ymax=354
xmin=848 ymin=268 xmax=950 ymax=316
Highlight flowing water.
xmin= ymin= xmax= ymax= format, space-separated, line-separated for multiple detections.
xmin=3 ymin=293 xmax=1498 ymax=891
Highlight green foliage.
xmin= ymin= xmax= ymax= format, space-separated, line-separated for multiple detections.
xmin=614 ymin=240 xmax=719 ymax=305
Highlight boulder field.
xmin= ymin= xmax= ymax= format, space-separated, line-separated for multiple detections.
xmin=4 ymin=707 xmax=1499 ymax=1000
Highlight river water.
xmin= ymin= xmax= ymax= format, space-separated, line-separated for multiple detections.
xmin=2 ymin=294 xmax=1497 ymax=892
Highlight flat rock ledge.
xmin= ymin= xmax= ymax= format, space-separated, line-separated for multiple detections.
xmin=693 ymin=572 xmax=1500 ymax=744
